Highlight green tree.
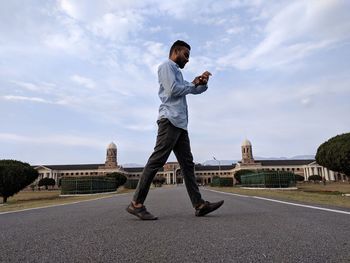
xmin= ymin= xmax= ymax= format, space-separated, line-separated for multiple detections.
xmin=38 ymin=177 xmax=56 ymax=190
xmin=234 ymin=169 xmax=255 ymax=184
xmin=308 ymin=175 xmax=322 ymax=182
xmin=0 ymin=160 xmax=39 ymax=203
xmin=107 ymin=172 xmax=127 ymax=188
xmin=316 ymin=133 xmax=350 ymax=178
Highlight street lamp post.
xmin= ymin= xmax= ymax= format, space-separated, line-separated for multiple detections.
xmin=213 ymin=156 xmax=221 ymax=176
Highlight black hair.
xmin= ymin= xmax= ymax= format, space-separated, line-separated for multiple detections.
xmin=169 ymin=40 xmax=191 ymax=57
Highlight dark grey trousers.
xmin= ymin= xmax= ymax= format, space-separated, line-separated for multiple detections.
xmin=133 ymin=118 xmax=205 ymax=208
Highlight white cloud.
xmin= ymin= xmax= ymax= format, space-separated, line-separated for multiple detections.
xmin=11 ymin=80 xmax=41 ymax=91
xmin=89 ymin=11 xmax=144 ymax=41
xmin=43 ymin=16 xmax=91 ymax=55
xmin=0 ymin=132 xmax=106 ymax=148
xmin=141 ymin=41 xmax=167 ymax=73
xmin=59 ymin=0 xmax=79 ymax=19
xmin=301 ymin=98 xmax=311 ymax=106
xmin=218 ymin=0 xmax=350 ymax=70
xmin=1 ymin=0 xmax=349 ymax=164
xmin=10 ymin=80 xmax=55 ymax=93
xmin=1 ymin=95 xmax=52 ymax=104
xmin=226 ymin=26 xmax=246 ymax=35
xmin=70 ymin=74 xmax=96 ymax=89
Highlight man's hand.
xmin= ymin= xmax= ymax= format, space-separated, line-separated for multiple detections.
xmin=192 ymin=71 xmax=212 ymax=86
xmin=199 ymin=71 xmax=212 ymax=85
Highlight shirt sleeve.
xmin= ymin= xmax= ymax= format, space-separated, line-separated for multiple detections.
xmin=158 ymin=63 xmax=194 ymax=97
xmin=186 ymin=81 xmax=208 ymax=95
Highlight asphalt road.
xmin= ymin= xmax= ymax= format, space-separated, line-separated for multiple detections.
xmin=0 ymin=186 xmax=349 ymax=263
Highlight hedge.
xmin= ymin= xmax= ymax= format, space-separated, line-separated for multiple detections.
xmin=124 ymin=179 xmax=139 ymax=189
xmin=241 ymin=171 xmax=296 ymax=188
xmin=211 ymin=177 xmax=233 ymax=187
xmin=61 ymin=176 xmax=116 ymax=195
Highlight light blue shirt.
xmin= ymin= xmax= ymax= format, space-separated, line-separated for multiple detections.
xmin=157 ymin=59 xmax=208 ymax=130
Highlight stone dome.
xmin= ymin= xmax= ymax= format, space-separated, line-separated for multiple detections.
xmin=108 ymin=142 xmax=117 ymax=149
xmin=242 ymin=139 xmax=252 ymax=146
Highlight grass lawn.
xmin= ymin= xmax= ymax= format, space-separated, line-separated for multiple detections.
xmin=0 ymin=187 xmax=135 ymax=213
xmin=209 ymin=182 xmax=350 ymax=209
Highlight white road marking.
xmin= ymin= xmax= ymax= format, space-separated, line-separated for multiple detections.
xmin=206 ymin=189 xmax=350 ymax=215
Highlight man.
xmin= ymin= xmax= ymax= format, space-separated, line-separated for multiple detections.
xmin=126 ymin=40 xmax=224 ymax=220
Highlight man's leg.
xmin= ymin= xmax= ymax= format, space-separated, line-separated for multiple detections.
xmin=173 ymin=130 xmax=205 ymax=208
xmin=173 ymin=130 xmax=224 ymax=216
xmin=133 ymin=119 xmax=181 ymax=205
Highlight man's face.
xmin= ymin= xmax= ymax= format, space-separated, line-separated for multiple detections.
xmin=174 ymin=47 xmax=190 ymax=69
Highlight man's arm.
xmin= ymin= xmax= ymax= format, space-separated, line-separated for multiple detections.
xmin=158 ymin=63 xmax=194 ymax=97
xmin=186 ymin=80 xmax=208 ymax=94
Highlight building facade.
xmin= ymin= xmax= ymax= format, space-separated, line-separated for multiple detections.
xmin=34 ymin=140 xmax=347 ymax=186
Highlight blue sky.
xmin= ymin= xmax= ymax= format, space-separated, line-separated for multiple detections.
xmin=1 ymin=0 xmax=349 ymax=166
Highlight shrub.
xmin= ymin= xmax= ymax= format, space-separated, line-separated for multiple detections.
xmin=0 ymin=159 xmax=39 ymax=203
xmin=308 ymin=175 xmax=322 ymax=182
xmin=295 ymin=174 xmax=305 ymax=182
xmin=30 ymin=184 xmax=36 ymax=191
xmin=153 ymin=176 xmax=166 ymax=187
xmin=107 ymin=172 xmax=127 ymax=188
xmin=38 ymin=177 xmax=56 ymax=190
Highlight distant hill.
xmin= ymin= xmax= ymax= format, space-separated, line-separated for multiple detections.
xmin=201 ymin=160 xmax=238 ymax=166
xmin=290 ymin=155 xmax=315 ymax=160
xmin=121 ymin=163 xmax=144 ymax=168
xmin=123 ymin=155 xmax=315 ymax=168
xmin=202 ymin=155 xmax=315 ymax=165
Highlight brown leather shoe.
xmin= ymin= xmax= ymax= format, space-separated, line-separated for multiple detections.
xmin=195 ymin=200 xmax=224 ymax=217
xmin=126 ymin=203 xmax=158 ymax=220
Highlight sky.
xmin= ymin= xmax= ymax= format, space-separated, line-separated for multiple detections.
xmin=1 ymin=0 xmax=350 ymax=166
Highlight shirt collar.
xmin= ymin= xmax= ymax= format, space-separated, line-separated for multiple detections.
xmin=168 ymin=59 xmax=179 ymax=68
